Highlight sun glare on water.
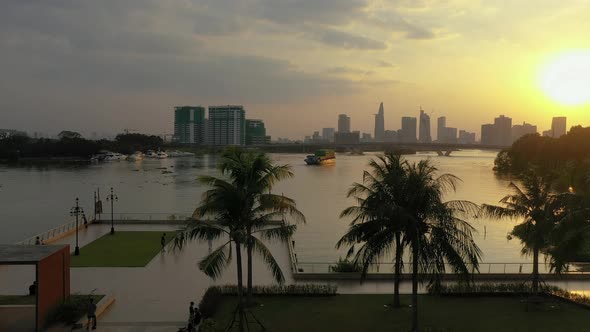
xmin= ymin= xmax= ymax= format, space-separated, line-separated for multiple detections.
xmin=540 ymin=50 xmax=590 ymax=106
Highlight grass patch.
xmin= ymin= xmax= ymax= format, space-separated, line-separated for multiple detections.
xmin=70 ymin=231 xmax=177 ymax=267
xmin=0 ymin=295 xmax=35 ymax=305
xmin=213 ymin=295 xmax=590 ymax=332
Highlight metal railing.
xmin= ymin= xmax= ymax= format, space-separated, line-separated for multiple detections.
xmin=17 ymin=218 xmax=80 ymax=245
xmin=294 ymin=262 xmax=590 ymax=275
xmin=96 ymin=213 xmax=194 ymax=222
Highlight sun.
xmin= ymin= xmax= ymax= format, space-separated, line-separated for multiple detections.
xmin=539 ymin=50 xmax=590 ymax=106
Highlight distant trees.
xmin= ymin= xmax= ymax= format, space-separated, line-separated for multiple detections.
xmin=495 ymin=126 xmax=590 ymax=183
xmin=0 ymin=132 xmax=165 ymax=159
xmin=113 ymin=133 xmax=164 ymax=154
xmin=57 ymin=131 xmax=83 ymax=140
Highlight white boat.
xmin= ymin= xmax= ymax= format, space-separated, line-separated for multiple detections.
xmin=90 ymin=150 xmax=110 ymax=162
xmin=127 ymin=151 xmax=144 ymax=161
xmin=166 ymin=150 xmax=195 ymax=158
xmin=104 ymin=152 xmax=127 ymax=161
xmin=145 ymin=150 xmax=158 ymax=158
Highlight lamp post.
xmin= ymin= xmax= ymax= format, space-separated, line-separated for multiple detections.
xmin=70 ymin=198 xmax=84 ymax=256
xmin=106 ymin=187 xmax=118 ymax=235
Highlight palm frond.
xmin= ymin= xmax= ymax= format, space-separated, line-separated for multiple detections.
xmin=198 ymin=241 xmax=232 ymax=279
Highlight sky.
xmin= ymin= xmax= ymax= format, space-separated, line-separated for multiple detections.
xmin=1 ymin=0 xmax=590 ymax=139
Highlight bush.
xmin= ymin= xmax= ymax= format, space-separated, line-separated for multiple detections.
xmin=214 ymin=284 xmax=337 ymax=296
xmin=45 ymin=295 xmax=103 ymax=328
xmin=199 ymin=318 xmax=217 ymax=332
xmin=199 ymin=287 xmax=223 ymax=318
xmin=330 ymin=258 xmax=361 ymax=273
xmin=428 ymin=282 xmax=590 ymax=308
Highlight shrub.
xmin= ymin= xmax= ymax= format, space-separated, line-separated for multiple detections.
xmin=199 ymin=287 xmax=223 ymax=318
xmin=199 ymin=318 xmax=217 ymax=332
xmin=330 ymin=258 xmax=361 ymax=273
xmin=428 ymin=282 xmax=590 ymax=308
xmin=214 ymin=284 xmax=337 ymax=296
xmin=45 ymin=295 xmax=103 ymax=328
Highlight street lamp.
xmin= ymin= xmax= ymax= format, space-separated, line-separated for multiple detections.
xmin=70 ymin=198 xmax=84 ymax=256
xmin=106 ymin=187 xmax=118 ymax=235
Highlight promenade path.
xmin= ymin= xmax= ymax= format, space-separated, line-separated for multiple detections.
xmin=3 ymin=223 xmax=590 ymax=331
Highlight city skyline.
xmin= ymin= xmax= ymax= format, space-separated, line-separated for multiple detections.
xmin=2 ymin=1 xmax=590 ymax=139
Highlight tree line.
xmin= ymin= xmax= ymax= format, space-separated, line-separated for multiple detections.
xmin=0 ymin=132 xmax=164 ymax=159
xmin=495 ymin=126 xmax=590 ymax=190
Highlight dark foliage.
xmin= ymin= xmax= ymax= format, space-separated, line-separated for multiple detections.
xmin=199 ymin=287 xmax=223 ymax=318
xmin=495 ymin=126 xmax=590 ymax=179
xmin=0 ymin=133 xmax=164 ymax=159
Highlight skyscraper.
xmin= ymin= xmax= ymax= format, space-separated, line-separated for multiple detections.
xmin=437 ymin=116 xmax=446 ymax=142
xmin=511 ymin=122 xmax=537 ymax=143
xmin=551 ymin=116 xmax=567 ymax=138
xmin=419 ymin=109 xmax=431 ymax=143
xmin=374 ymin=102 xmax=385 ymax=142
xmin=208 ymin=105 xmax=246 ymax=145
xmin=400 ymin=117 xmax=417 ymax=143
xmin=245 ymin=119 xmax=270 ymax=145
xmin=173 ymin=106 xmax=206 ymax=144
xmin=481 ymin=124 xmax=495 ymax=145
xmin=494 ymin=115 xmax=512 ymax=146
xmin=338 ymin=114 xmax=351 ymax=133
xmin=322 ymin=128 xmax=335 ymax=142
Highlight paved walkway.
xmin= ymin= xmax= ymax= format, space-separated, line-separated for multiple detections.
xmin=1 ymin=223 xmax=295 ymax=331
xmin=3 ymin=223 xmax=590 ymax=331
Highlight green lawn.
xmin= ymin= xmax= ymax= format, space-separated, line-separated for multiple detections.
xmin=0 ymin=294 xmax=103 ymax=306
xmin=70 ymin=231 xmax=177 ymax=267
xmin=0 ymin=295 xmax=35 ymax=305
xmin=213 ymin=295 xmax=590 ymax=332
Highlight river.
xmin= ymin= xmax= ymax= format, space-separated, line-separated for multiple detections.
xmin=0 ymin=150 xmax=526 ymax=264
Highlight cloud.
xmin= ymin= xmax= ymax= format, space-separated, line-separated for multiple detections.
xmin=377 ymin=60 xmax=395 ymax=68
xmin=307 ymin=27 xmax=387 ymax=50
xmin=252 ymin=0 xmax=367 ymax=25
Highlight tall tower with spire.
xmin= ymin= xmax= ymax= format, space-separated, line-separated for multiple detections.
xmin=419 ymin=107 xmax=431 ymax=143
xmin=374 ymin=102 xmax=385 ymax=142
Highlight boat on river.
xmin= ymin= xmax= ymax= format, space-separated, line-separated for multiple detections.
xmin=304 ymin=149 xmax=336 ymax=165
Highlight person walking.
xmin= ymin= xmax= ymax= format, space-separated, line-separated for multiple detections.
xmin=35 ymin=236 xmax=41 ymax=245
xmin=161 ymin=233 xmax=167 ymax=252
xmin=86 ymin=298 xmax=97 ymax=330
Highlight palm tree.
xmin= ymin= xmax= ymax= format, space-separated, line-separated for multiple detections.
xmin=216 ymin=149 xmax=305 ymax=305
xmin=336 ymin=154 xmax=408 ymax=308
xmin=400 ymin=159 xmax=481 ymax=332
xmin=338 ymin=155 xmax=481 ymax=332
xmin=481 ymin=170 xmax=584 ymax=293
xmin=174 ymin=149 xmax=305 ymax=331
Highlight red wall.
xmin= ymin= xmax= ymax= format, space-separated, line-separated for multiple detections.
xmin=37 ymin=246 xmax=70 ymax=330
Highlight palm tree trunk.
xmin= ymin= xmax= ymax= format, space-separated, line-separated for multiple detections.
xmin=411 ymin=238 xmax=419 ymax=332
xmin=247 ymin=231 xmax=253 ymax=306
xmin=532 ymin=246 xmax=539 ymax=295
xmin=236 ymin=242 xmax=245 ymax=332
xmin=393 ymin=233 xmax=402 ymax=308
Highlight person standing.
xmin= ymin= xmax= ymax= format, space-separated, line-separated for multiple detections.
xmin=87 ymin=298 xmax=97 ymax=330
xmin=188 ymin=301 xmax=195 ymax=324
xmin=161 ymin=233 xmax=167 ymax=252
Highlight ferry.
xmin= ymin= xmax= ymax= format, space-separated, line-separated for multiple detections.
xmin=304 ymin=149 xmax=336 ymax=165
